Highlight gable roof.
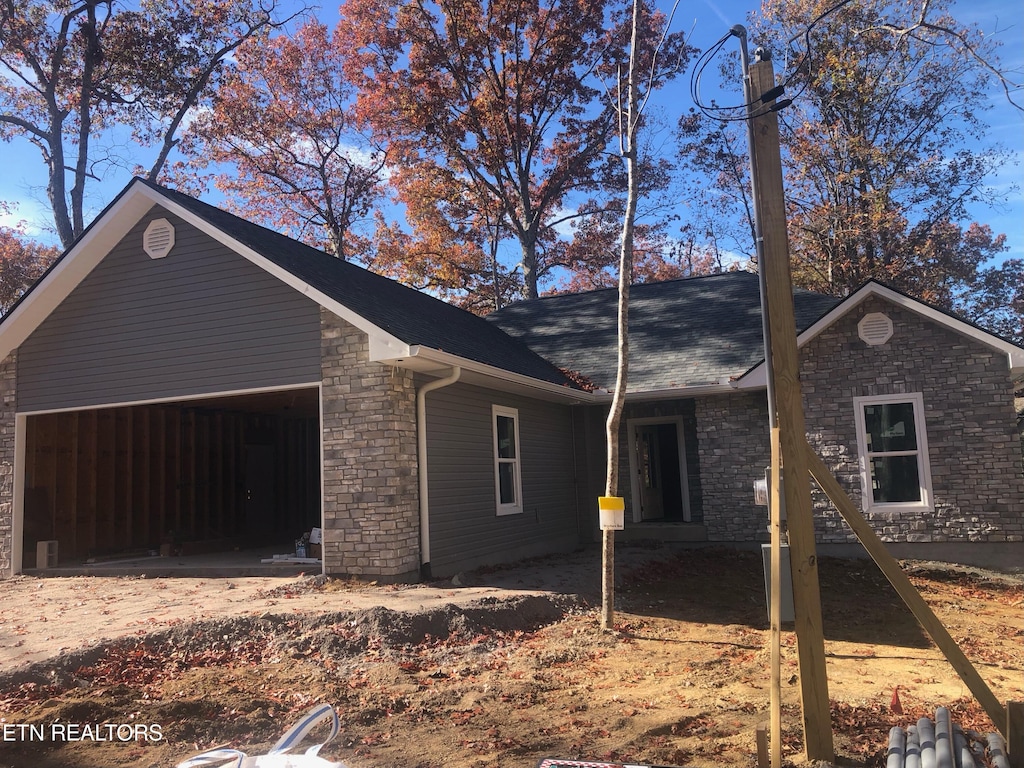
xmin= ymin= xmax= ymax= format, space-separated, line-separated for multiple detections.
xmin=5 ymin=180 xmax=1020 ymax=404
xmin=488 ymin=272 xmax=841 ymax=394
xmin=739 ymin=280 xmax=1024 ymax=387
xmin=0 ymin=179 xmax=577 ymax=394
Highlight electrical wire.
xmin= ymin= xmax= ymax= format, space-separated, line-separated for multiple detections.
xmin=688 ymin=0 xmax=858 ymax=122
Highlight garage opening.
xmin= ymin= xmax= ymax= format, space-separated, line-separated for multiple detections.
xmin=20 ymin=388 xmax=320 ymax=568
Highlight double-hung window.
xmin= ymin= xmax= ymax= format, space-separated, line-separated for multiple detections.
xmin=853 ymin=393 xmax=933 ymax=511
xmin=492 ymin=405 xmax=523 ymax=515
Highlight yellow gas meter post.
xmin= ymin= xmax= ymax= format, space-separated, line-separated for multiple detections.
xmin=599 ymin=496 xmax=625 ymax=630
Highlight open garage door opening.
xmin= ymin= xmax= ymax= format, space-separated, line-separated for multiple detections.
xmin=20 ymin=387 xmax=321 ymax=571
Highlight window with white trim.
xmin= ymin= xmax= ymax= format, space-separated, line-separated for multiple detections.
xmin=853 ymin=393 xmax=933 ymax=511
xmin=492 ymin=405 xmax=523 ymax=515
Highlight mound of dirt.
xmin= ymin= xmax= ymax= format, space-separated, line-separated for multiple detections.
xmin=0 ymin=593 xmax=582 ymax=692
xmin=1 ymin=547 xmax=1021 ymax=768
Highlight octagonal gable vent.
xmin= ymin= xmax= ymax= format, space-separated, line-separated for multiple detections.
xmin=144 ymin=218 xmax=175 ymax=259
xmin=858 ymin=312 xmax=893 ymax=346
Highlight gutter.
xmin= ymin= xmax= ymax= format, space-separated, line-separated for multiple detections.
xmin=396 ymin=347 xmax=743 ymax=403
xmin=416 ymin=366 xmax=461 ymax=580
xmin=402 ymin=346 xmax=589 ymax=402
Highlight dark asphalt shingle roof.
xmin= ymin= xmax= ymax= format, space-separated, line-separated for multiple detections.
xmin=140 ymin=180 xmax=576 ymax=388
xmin=23 ymin=181 xmax=839 ymax=396
xmin=487 ymin=272 xmax=841 ymax=392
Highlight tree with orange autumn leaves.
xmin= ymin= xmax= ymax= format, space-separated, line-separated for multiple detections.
xmin=336 ymin=0 xmax=692 ymax=304
xmin=0 ymin=217 xmax=58 ymax=314
xmin=678 ymin=0 xmax=1022 ymax=342
xmin=176 ymin=20 xmax=386 ymax=261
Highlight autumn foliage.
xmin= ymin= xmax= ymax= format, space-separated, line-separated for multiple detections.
xmin=335 ymin=0 xmax=692 ymax=305
xmin=677 ymin=0 xmax=1021 ymax=341
xmin=0 ymin=225 xmax=58 ymax=314
xmin=179 ymin=20 xmax=386 ymax=262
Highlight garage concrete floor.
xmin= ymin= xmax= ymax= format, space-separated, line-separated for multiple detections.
xmin=23 ymin=545 xmax=317 ymax=578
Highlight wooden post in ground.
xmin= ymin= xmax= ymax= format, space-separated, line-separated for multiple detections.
xmin=768 ymin=426 xmax=783 ymax=768
xmin=1005 ymin=701 xmax=1022 ymax=767
xmin=748 ymin=55 xmax=834 ymax=762
xmin=756 ymin=722 xmax=770 ymax=768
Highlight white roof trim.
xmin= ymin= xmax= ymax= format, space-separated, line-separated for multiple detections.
xmin=738 ymin=281 xmax=1024 ymax=388
xmin=612 ymin=382 xmax=738 ymax=402
xmin=386 ymin=346 xmax=741 ymax=403
xmin=394 ymin=346 xmax=595 ymax=402
xmin=0 ymin=180 xmax=410 ymax=362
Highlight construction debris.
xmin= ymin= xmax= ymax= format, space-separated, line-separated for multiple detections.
xmin=885 ymin=707 xmax=1011 ymax=768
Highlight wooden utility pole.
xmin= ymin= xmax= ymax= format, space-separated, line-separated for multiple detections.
xmin=748 ymin=53 xmax=834 ymax=762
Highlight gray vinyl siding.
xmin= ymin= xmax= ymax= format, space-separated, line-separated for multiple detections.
xmin=18 ymin=206 xmax=322 ymax=411
xmin=424 ymin=382 xmax=581 ymax=575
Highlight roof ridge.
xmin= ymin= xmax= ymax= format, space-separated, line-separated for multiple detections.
xmin=524 ymin=270 xmax=758 ymax=305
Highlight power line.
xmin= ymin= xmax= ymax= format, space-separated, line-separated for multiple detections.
xmin=688 ymin=0 xmax=857 ymax=122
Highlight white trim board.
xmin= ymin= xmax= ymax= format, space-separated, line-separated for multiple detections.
xmin=15 ymin=381 xmax=322 ymax=417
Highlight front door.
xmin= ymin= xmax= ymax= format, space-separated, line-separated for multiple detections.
xmin=629 ymin=419 xmax=690 ymax=522
xmin=634 ymin=425 xmax=665 ymax=520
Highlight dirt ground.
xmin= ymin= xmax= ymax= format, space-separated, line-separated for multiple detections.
xmin=0 ymin=545 xmax=1021 ymax=768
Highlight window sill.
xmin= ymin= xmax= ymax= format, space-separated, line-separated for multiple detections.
xmin=862 ymin=502 xmax=933 ymax=518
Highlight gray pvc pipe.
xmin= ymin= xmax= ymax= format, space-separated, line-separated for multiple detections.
xmin=919 ymin=717 xmax=937 ymax=768
xmin=954 ymin=727 xmax=976 ymax=768
xmin=987 ymin=732 xmax=1011 ymax=768
xmin=887 ymin=726 xmax=906 ymax=768
xmin=935 ymin=708 xmax=954 ymax=768
xmin=905 ymin=724 xmax=921 ymax=768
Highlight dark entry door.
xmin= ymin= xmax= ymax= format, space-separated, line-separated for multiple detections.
xmin=633 ymin=422 xmax=687 ymax=521
xmin=244 ymin=444 xmax=276 ymax=540
xmin=635 ymin=425 xmax=665 ymax=520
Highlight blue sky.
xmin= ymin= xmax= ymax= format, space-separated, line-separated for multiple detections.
xmin=1 ymin=0 xmax=1021 ymax=264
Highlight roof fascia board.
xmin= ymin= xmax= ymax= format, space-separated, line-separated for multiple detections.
xmin=612 ymin=383 xmax=738 ymax=403
xmin=397 ymin=348 xmax=739 ymax=404
xmin=398 ymin=346 xmax=596 ymax=402
xmin=738 ymin=282 xmax=1024 ymax=388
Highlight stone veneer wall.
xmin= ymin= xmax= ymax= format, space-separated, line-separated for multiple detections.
xmin=319 ymin=309 xmax=419 ymax=579
xmin=800 ymin=296 xmax=1024 ymax=545
xmin=0 ymin=353 xmax=15 ymax=576
xmin=694 ymin=390 xmax=770 ymax=541
xmin=692 ymin=296 xmax=1024 ymax=547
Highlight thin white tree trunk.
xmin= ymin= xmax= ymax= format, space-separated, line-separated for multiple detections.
xmin=601 ymin=0 xmax=642 ymax=631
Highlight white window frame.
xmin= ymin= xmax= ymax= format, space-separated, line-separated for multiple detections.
xmin=853 ymin=392 xmax=933 ymax=513
xmin=492 ymin=405 xmax=523 ymax=516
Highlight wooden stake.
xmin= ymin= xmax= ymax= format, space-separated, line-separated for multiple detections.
xmin=756 ymin=722 xmax=770 ymax=768
xmin=749 ymin=56 xmax=833 ymax=762
xmin=769 ymin=426 xmax=783 ymax=768
xmin=1008 ymin=701 xmax=1023 ymax=768
xmin=804 ymin=445 xmax=1005 ymax=730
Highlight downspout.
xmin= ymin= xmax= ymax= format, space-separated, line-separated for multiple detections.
xmin=416 ymin=366 xmax=461 ymax=580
